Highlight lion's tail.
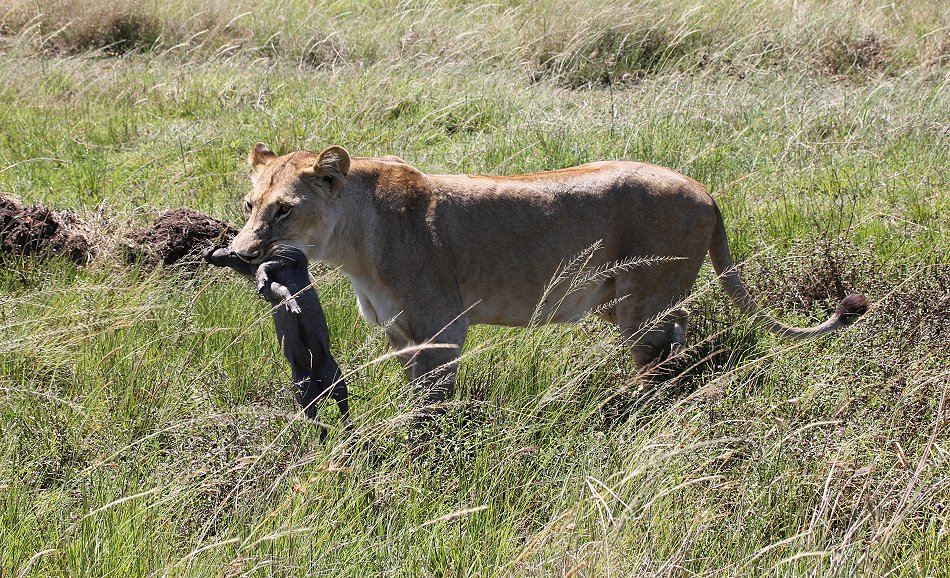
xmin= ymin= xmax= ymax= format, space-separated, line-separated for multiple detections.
xmin=707 ymin=203 xmax=868 ymax=339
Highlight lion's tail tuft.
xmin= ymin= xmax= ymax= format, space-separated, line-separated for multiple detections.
xmin=835 ymin=293 xmax=869 ymax=327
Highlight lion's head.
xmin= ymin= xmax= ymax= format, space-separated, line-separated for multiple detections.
xmin=232 ymin=143 xmax=350 ymax=263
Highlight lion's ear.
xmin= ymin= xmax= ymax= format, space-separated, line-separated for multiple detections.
xmin=315 ymin=146 xmax=351 ymax=176
xmin=248 ymin=142 xmax=277 ymax=170
xmin=310 ymin=146 xmax=351 ymax=193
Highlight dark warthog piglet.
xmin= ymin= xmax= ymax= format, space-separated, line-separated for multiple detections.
xmin=204 ymin=245 xmax=349 ymax=426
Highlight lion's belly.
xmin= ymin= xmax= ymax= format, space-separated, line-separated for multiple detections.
xmin=463 ymin=276 xmax=615 ymax=326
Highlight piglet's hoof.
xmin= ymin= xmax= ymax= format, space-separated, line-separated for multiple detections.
xmin=256 ymin=270 xmax=275 ymax=301
xmin=202 ymin=245 xmax=221 ymax=263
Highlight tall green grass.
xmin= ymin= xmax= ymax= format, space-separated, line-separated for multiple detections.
xmin=1 ymin=1 xmax=948 ymax=576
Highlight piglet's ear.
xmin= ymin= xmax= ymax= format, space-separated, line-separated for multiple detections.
xmin=248 ymin=142 xmax=277 ymax=170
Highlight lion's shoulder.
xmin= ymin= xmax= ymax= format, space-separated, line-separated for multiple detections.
xmin=352 ymin=157 xmax=432 ymax=213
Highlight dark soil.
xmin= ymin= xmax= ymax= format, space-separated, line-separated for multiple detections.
xmin=125 ymin=207 xmax=236 ymax=267
xmin=0 ymin=194 xmax=95 ymax=264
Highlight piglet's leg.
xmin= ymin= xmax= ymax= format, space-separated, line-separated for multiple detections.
xmin=255 ymin=261 xmax=301 ymax=313
xmin=311 ymin=355 xmax=349 ymax=422
xmin=268 ymin=282 xmax=302 ymax=314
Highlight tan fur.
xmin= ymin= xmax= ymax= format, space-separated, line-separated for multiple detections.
xmin=233 ymin=144 xmax=867 ymax=404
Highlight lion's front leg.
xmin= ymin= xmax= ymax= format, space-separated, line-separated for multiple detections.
xmin=387 ymin=315 xmax=469 ymax=411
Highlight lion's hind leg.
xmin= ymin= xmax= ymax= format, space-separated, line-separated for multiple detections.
xmin=619 ymin=304 xmax=689 ymax=371
xmin=669 ymin=307 xmax=689 ymax=358
xmin=613 ymin=270 xmax=694 ymax=373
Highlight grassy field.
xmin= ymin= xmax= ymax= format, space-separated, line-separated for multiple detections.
xmin=1 ymin=0 xmax=948 ymax=575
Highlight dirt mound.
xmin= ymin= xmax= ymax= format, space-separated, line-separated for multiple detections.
xmin=125 ymin=207 xmax=236 ymax=267
xmin=0 ymin=194 xmax=95 ymax=263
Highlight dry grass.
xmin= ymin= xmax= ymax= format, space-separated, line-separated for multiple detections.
xmin=1 ymin=0 xmax=947 ymax=80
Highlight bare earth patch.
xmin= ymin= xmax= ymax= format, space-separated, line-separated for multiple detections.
xmin=124 ymin=207 xmax=236 ymax=267
xmin=0 ymin=193 xmax=95 ymax=263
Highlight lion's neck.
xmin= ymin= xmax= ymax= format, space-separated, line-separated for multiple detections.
xmin=312 ymin=174 xmax=378 ymax=276
xmin=314 ymin=160 xmax=432 ymax=284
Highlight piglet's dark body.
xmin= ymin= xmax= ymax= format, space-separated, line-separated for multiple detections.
xmin=204 ymin=246 xmax=349 ymax=423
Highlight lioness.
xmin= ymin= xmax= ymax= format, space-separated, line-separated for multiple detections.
xmin=232 ymin=143 xmax=867 ymax=405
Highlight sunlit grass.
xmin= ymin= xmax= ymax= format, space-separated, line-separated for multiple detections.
xmin=0 ymin=1 xmax=948 ymax=576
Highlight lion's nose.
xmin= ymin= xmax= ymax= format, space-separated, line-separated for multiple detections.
xmin=235 ymin=249 xmax=261 ymax=262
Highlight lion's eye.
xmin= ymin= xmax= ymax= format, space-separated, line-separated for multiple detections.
xmin=275 ymin=204 xmax=292 ymax=220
